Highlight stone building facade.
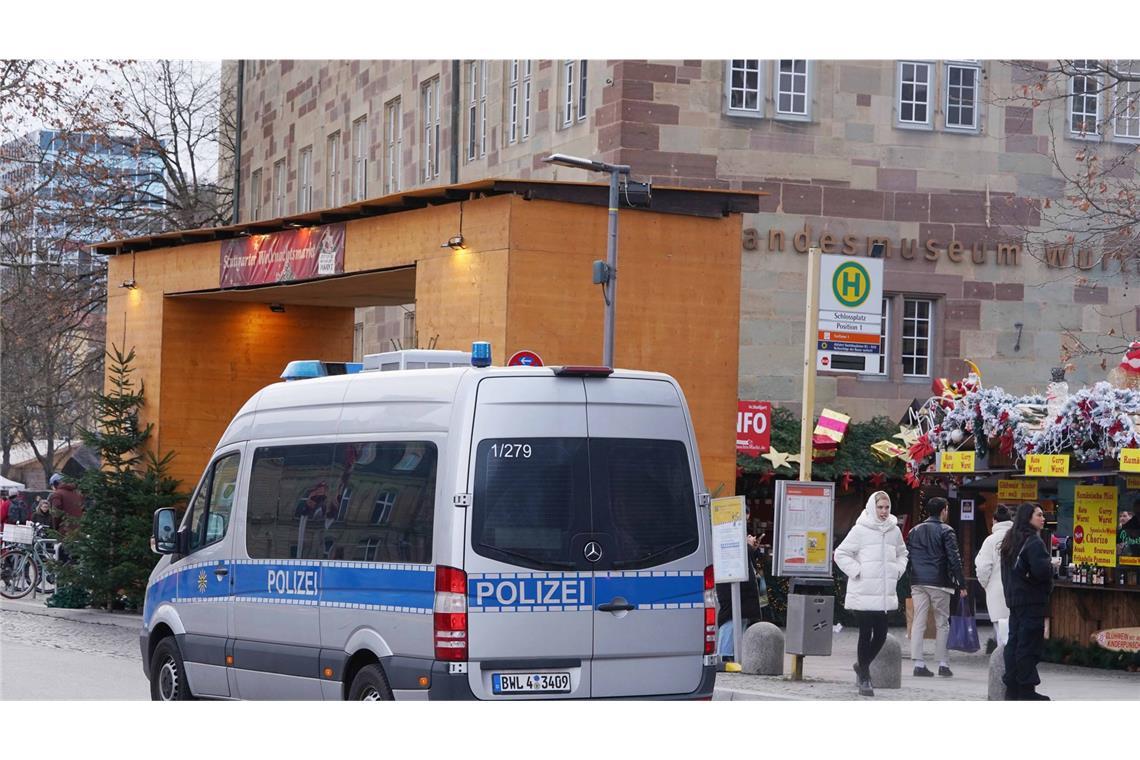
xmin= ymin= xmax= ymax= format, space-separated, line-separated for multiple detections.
xmin=225 ymin=59 xmax=1138 ymax=423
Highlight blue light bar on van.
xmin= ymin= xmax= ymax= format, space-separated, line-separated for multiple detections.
xmin=280 ymin=360 xmax=364 ymax=381
xmin=553 ymin=365 xmax=614 ymax=377
xmin=471 ymin=341 xmax=492 ymax=368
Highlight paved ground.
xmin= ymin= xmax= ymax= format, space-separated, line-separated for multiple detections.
xmin=0 ymin=596 xmax=145 ymax=700
xmin=713 ymin=623 xmax=1140 ymax=700
xmin=4 ymin=597 xmax=1136 ymax=701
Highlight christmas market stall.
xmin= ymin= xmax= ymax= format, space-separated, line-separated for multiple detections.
xmin=736 ymin=405 xmax=917 ymax=625
xmin=900 ymin=355 xmax=1140 ymax=661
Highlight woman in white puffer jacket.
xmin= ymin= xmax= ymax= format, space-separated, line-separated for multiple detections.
xmin=834 ymin=490 xmax=908 ymax=697
xmin=974 ymin=504 xmax=1013 ymax=646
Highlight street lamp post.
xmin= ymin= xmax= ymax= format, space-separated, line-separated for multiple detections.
xmin=542 ymin=153 xmax=631 ymax=368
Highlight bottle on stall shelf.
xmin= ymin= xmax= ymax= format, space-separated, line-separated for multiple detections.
xmin=1068 ymin=562 xmax=1076 ymax=581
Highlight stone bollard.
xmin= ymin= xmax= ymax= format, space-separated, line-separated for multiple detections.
xmin=741 ymin=622 xmax=784 ymax=675
xmin=869 ymin=633 xmax=902 ymax=689
xmin=988 ymin=645 xmax=1007 ymax=701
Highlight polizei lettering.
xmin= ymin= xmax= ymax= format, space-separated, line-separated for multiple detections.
xmin=267 ymin=569 xmax=319 ymax=596
xmin=472 ymin=578 xmax=589 ymax=607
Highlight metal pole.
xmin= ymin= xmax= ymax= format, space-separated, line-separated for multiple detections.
xmin=603 ymin=169 xmax=619 ymax=367
xmin=731 ymin=582 xmax=743 ymax=666
xmin=791 ymin=246 xmax=822 ymax=682
xmin=798 ymin=246 xmax=822 ymax=484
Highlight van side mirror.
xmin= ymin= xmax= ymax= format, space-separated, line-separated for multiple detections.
xmin=152 ymin=508 xmax=178 ymax=554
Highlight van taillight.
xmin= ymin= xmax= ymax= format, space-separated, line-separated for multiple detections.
xmin=703 ymin=565 xmax=716 ymax=655
xmin=434 ymin=565 xmax=468 ymax=662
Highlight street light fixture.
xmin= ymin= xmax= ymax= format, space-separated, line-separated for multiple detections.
xmin=542 ymin=153 xmax=633 ymax=369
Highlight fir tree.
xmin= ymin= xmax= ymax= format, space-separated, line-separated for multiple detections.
xmin=55 ymin=346 xmax=183 ymax=610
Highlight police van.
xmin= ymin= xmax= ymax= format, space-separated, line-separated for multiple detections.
xmin=141 ymin=345 xmax=716 ymax=700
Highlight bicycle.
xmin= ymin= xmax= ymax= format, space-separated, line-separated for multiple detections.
xmin=1 ymin=524 xmax=60 ymax=600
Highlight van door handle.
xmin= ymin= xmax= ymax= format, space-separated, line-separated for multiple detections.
xmin=214 ymin=565 xmax=228 ymax=579
xmin=597 ymin=602 xmax=635 ymax=612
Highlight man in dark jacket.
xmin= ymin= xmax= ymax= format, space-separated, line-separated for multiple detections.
xmin=906 ymin=497 xmax=967 ymax=677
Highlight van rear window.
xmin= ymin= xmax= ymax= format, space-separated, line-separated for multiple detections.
xmin=589 ymin=438 xmax=698 ymax=569
xmin=471 ymin=437 xmax=698 ymax=571
xmin=471 ymin=438 xmax=589 ymax=570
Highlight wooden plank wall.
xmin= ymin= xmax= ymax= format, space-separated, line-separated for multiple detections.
xmin=159 ymin=299 xmax=353 ymax=487
xmin=1050 ymin=586 xmax=1140 ymax=644
xmin=506 ymin=196 xmax=742 ymax=495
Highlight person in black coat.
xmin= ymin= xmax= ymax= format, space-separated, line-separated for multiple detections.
xmin=1000 ymin=502 xmax=1054 ymax=700
xmin=716 ymin=535 xmax=767 ymax=629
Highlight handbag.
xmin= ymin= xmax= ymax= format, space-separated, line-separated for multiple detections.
xmin=947 ymin=594 xmax=980 ymax=653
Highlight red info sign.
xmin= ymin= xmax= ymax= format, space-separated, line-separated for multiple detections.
xmin=220 ymin=224 xmax=346 ymax=287
xmin=737 ymin=401 xmax=771 ymax=455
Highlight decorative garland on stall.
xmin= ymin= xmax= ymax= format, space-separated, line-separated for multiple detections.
xmin=904 ymin=375 xmax=1140 ymax=478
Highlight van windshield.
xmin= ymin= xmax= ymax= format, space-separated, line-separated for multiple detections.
xmin=471 ymin=437 xmax=698 ymax=571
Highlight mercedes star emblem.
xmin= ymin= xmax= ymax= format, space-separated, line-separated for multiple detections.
xmin=583 ymin=541 xmax=603 ymax=563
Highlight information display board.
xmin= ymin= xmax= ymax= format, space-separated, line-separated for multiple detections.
xmin=711 ymin=496 xmax=749 ymax=583
xmin=773 ymin=481 xmax=835 ymax=578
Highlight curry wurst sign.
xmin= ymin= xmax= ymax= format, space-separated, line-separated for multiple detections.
xmin=220 ymin=224 xmax=345 ymax=287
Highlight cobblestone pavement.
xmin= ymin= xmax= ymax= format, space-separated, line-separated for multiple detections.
xmin=1 ymin=606 xmax=139 ymax=661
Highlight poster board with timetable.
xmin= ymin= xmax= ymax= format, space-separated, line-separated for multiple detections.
xmin=774 ymin=481 xmax=835 ymax=578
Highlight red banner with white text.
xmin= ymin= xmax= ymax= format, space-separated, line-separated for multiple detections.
xmin=220 ymin=224 xmax=345 ymax=287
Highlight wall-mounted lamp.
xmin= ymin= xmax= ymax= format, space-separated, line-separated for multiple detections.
xmin=285 ymin=221 xmax=303 ymax=229
xmin=120 ymin=279 xmax=137 ymax=289
xmin=441 ymin=234 xmax=465 ymax=251
xmin=269 ymin=303 xmax=286 ymax=313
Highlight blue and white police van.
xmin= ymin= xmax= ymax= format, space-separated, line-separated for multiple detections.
xmin=141 ymin=345 xmax=716 ymax=700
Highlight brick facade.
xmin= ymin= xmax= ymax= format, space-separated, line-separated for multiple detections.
xmin=223 ymin=59 xmax=1138 ymax=424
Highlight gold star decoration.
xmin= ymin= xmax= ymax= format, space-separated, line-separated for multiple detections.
xmin=894 ymin=425 xmax=921 ymax=450
xmin=762 ymin=447 xmax=796 ymax=470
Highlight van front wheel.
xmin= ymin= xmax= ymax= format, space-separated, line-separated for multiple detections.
xmin=348 ymin=664 xmax=393 ymax=701
xmin=150 ymin=637 xmax=195 ymax=701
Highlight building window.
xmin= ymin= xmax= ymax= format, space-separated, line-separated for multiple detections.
xmin=1113 ymin=60 xmax=1140 ymax=140
xmin=562 ymin=60 xmax=588 ymax=126
xmin=507 ymin=60 xmax=532 ymax=143
xmin=726 ymin=59 xmax=763 ymax=117
xmin=508 ymin=60 xmax=520 ymax=143
xmin=297 ymin=146 xmax=312 ymax=212
xmin=578 ymin=60 xmax=588 ymax=122
xmin=325 ymin=131 xmax=340 ymax=207
xmin=901 ymin=298 xmax=933 ymax=377
xmin=563 ymin=60 xmax=576 ymax=127
xmin=422 ymin=77 xmax=441 ymax=181
xmin=351 ymin=116 xmax=368 ymax=201
xmin=876 ymin=298 xmax=890 ymax=376
xmin=775 ymin=59 xmax=810 ymax=120
xmin=522 ymin=60 xmax=533 ymax=140
xmin=467 ymin=61 xmax=487 ymax=160
xmin=272 ymin=159 xmax=285 ymax=217
xmin=249 ymin=168 xmax=261 ymax=220
xmin=944 ymin=62 xmax=980 ymax=130
xmin=371 ymin=489 xmax=397 ymax=525
xmin=385 ymin=98 xmax=401 ymax=194
xmin=897 ymin=61 xmax=932 ymax=128
xmin=1069 ymin=60 xmax=1101 ymax=137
